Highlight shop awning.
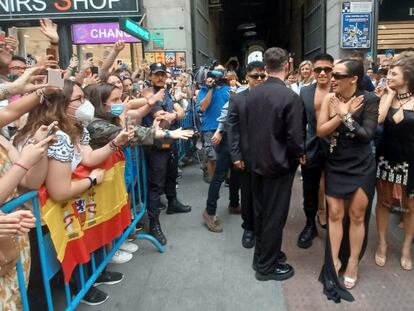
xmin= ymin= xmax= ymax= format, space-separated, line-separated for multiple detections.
xmin=378 ymin=21 xmax=414 ymax=50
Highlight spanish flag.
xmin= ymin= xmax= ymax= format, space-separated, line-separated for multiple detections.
xmin=38 ymin=151 xmax=131 ymax=283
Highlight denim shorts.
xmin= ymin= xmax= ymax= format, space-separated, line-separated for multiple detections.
xmin=202 ymin=131 xmax=217 ymax=161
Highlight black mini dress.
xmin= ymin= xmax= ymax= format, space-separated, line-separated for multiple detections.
xmin=319 ymin=90 xmax=380 ymax=303
xmin=376 ymin=106 xmax=414 ymax=198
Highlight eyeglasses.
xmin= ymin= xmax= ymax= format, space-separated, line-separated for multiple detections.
xmin=249 ymin=73 xmax=266 ymax=80
xmin=332 ymin=73 xmax=352 ymax=80
xmin=70 ymin=96 xmax=85 ymax=104
xmin=9 ymin=66 xmax=26 ymax=71
xmin=313 ymin=67 xmax=333 ymax=74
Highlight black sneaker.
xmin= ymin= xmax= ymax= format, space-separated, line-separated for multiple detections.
xmin=80 ymin=286 xmax=109 ymax=306
xmin=95 ymin=271 xmax=124 ymax=286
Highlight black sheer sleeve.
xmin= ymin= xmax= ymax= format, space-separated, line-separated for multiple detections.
xmin=343 ymin=94 xmax=379 ymax=143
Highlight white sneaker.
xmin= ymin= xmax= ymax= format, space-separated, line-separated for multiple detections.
xmin=109 ymin=250 xmax=133 ymax=264
xmin=119 ymin=241 xmax=139 ymax=254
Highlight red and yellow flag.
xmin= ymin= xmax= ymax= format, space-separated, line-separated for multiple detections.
xmin=38 ymin=151 xmax=131 ymax=283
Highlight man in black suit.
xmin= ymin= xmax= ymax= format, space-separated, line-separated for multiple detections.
xmin=297 ymin=53 xmax=334 ymax=249
xmin=247 ymin=47 xmax=304 ymax=281
xmin=228 ymin=61 xmax=265 ymax=248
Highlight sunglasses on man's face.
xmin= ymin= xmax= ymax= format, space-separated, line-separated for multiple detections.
xmin=332 ymin=73 xmax=352 ymax=80
xmin=313 ymin=67 xmax=333 ymax=74
xmin=249 ymin=73 xmax=266 ymax=80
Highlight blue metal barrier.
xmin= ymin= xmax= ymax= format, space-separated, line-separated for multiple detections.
xmin=0 ymin=146 xmax=163 ymax=311
xmin=0 ymin=191 xmax=39 ymax=311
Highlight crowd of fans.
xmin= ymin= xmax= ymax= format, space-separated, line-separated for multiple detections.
xmin=0 ymin=19 xmax=193 ymax=309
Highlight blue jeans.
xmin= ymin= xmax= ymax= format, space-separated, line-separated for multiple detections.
xmin=206 ymin=135 xmax=232 ymax=215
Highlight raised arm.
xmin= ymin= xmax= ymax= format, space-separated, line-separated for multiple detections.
xmin=99 ymin=40 xmax=125 ymax=79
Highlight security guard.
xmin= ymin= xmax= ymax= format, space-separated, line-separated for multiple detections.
xmin=143 ymin=62 xmax=191 ymax=245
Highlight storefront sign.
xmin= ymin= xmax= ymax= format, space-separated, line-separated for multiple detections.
xmin=0 ymin=0 xmax=142 ymax=21
xmin=72 ymin=23 xmax=140 ymax=44
xmin=119 ymin=18 xmax=150 ymax=41
xmin=341 ymin=13 xmax=371 ymax=49
xmin=379 ymin=0 xmax=414 ymax=21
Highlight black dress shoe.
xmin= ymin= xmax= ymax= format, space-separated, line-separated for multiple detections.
xmin=297 ymin=225 xmax=318 ymax=249
xmin=242 ymin=230 xmax=255 ymax=249
xmin=166 ymin=198 xmax=192 ymax=214
xmin=255 ymin=263 xmax=295 ymax=281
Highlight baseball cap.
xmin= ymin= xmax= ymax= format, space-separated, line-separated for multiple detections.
xmin=150 ymin=62 xmax=167 ymax=74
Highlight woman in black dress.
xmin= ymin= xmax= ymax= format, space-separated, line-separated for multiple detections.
xmin=376 ymin=52 xmax=414 ymax=271
xmin=317 ymin=59 xmax=379 ymax=302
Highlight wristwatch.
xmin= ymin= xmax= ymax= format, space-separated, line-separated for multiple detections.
xmin=87 ymin=176 xmax=97 ymax=188
xmin=163 ymin=130 xmax=171 ymax=139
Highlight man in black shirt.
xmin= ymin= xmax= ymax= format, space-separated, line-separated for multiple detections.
xmin=246 ymin=47 xmax=304 ymax=281
xmin=228 ymin=61 xmax=265 ymax=248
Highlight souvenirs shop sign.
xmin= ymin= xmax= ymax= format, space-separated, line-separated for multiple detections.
xmin=72 ymin=23 xmax=140 ymax=44
xmin=0 ymin=0 xmax=141 ymax=21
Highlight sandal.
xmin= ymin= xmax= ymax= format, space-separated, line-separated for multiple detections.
xmin=400 ymin=256 xmax=413 ymax=271
xmin=375 ymin=244 xmax=387 ymax=267
xmin=343 ymin=276 xmax=357 ymax=289
xmin=343 ymin=259 xmax=359 ymax=289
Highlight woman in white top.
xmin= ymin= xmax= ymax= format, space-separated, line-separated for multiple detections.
xmin=291 ymin=60 xmax=315 ymax=95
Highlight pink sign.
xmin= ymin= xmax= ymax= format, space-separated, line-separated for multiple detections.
xmin=72 ymin=23 xmax=140 ymax=44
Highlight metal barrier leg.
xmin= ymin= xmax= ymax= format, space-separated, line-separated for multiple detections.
xmin=16 ymin=260 xmax=29 ymax=311
xmin=32 ymin=197 xmax=55 ymax=311
xmin=137 ymin=233 xmax=165 ymax=253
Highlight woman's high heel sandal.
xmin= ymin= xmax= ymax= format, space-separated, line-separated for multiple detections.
xmin=400 ymin=256 xmax=413 ymax=271
xmin=343 ymin=259 xmax=359 ymax=290
xmin=375 ymin=244 xmax=387 ymax=267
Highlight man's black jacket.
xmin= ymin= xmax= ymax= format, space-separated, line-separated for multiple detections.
xmin=246 ymin=77 xmax=304 ymax=177
xmin=227 ymin=88 xmax=250 ymax=165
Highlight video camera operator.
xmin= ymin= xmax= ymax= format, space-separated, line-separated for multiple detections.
xmin=142 ymin=62 xmax=192 ymax=246
xmin=196 ymin=65 xmax=231 ymax=182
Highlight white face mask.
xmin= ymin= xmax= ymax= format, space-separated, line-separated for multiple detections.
xmin=75 ymin=100 xmax=95 ymax=125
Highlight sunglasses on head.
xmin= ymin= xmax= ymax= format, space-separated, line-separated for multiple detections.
xmin=249 ymin=73 xmax=266 ymax=80
xmin=313 ymin=67 xmax=333 ymax=74
xmin=332 ymin=73 xmax=352 ymax=80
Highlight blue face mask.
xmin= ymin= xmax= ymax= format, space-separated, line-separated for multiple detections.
xmin=109 ymin=103 xmax=124 ymax=117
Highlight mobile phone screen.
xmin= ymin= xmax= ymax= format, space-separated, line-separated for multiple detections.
xmin=47 ymin=69 xmax=64 ymax=88
xmin=90 ymin=66 xmax=99 ymax=75
xmin=46 ymin=48 xmax=57 ymax=60
xmin=45 ymin=123 xmax=55 ymax=138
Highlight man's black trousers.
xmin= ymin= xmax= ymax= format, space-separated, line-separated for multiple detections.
xmin=145 ymin=146 xmax=178 ymax=219
xmin=239 ymin=169 xmax=254 ymax=232
xmin=301 ymin=158 xmax=324 ymax=226
xmin=252 ymin=171 xmax=295 ymax=274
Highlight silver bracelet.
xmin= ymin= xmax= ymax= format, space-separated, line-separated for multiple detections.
xmin=341 ymin=113 xmax=355 ymax=131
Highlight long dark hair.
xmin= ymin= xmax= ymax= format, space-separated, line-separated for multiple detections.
xmin=84 ymin=83 xmax=120 ymax=125
xmin=337 ymin=59 xmax=365 ymax=91
xmin=14 ymin=80 xmax=83 ymax=147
